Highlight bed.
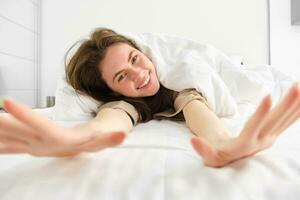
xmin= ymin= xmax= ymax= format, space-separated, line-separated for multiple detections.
xmin=0 ymin=46 xmax=300 ymax=200
xmin=1 ymin=1 xmax=300 ymax=200
xmin=0 ymin=105 xmax=300 ymax=200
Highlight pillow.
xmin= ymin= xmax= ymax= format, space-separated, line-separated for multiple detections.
xmin=52 ymin=74 xmax=101 ymax=120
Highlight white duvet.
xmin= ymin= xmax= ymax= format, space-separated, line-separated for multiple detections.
xmin=0 ymin=33 xmax=299 ymax=200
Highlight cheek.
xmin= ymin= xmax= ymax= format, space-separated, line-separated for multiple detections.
xmin=118 ymin=82 xmax=136 ymax=94
xmin=142 ymin=58 xmax=152 ymax=67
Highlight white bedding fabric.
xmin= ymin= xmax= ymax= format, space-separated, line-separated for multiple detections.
xmin=0 ymin=118 xmax=300 ymax=200
xmin=0 ymin=66 xmax=299 ymax=200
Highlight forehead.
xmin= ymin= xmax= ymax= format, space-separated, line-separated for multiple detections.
xmin=100 ymin=43 xmax=134 ymax=76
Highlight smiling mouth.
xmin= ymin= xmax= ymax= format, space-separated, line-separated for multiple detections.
xmin=137 ymin=73 xmax=151 ymax=89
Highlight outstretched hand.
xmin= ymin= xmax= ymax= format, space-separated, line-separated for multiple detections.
xmin=0 ymin=98 xmax=126 ymax=156
xmin=191 ymin=83 xmax=300 ymax=167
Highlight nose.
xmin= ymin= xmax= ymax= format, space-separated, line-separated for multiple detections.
xmin=127 ymin=67 xmax=140 ymax=79
xmin=127 ymin=67 xmax=147 ymax=86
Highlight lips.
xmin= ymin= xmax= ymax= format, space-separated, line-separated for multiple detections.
xmin=137 ymin=73 xmax=151 ymax=89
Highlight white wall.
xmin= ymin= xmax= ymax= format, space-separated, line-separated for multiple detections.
xmin=40 ymin=0 xmax=268 ymax=107
xmin=0 ymin=0 xmax=40 ymax=107
xmin=270 ymin=0 xmax=300 ymax=80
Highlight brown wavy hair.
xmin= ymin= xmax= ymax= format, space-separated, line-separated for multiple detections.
xmin=65 ymin=27 xmax=183 ymax=123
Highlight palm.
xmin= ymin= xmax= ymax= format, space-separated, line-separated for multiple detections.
xmin=191 ymin=83 xmax=300 ymax=167
xmin=0 ymin=98 xmax=126 ymax=156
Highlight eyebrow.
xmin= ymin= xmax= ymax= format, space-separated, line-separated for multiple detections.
xmin=113 ymin=50 xmax=135 ymax=83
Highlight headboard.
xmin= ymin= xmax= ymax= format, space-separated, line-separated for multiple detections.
xmin=40 ymin=0 xmax=269 ymax=105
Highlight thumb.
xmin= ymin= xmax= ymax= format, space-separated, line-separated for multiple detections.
xmin=191 ymin=136 xmax=219 ymax=164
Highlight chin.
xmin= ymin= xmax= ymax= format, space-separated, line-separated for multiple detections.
xmin=145 ymin=83 xmax=160 ymax=97
xmin=151 ymin=84 xmax=160 ymax=95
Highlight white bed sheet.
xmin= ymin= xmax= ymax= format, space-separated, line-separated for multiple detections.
xmin=0 ymin=115 xmax=300 ymax=200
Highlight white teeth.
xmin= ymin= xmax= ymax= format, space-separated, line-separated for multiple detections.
xmin=138 ymin=75 xmax=150 ymax=89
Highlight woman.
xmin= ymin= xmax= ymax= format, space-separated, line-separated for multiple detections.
xmin=0 ymin=28 xmax=299 ymax=167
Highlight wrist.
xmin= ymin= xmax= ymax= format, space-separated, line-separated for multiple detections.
xmin=196 ymin=130 xmax=233 ymax=146
xmin=70 ymin=120 xmax=101 ymax=133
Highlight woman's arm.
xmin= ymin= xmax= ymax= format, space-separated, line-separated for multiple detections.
xmin=72 ymin=108 xmax=133 ymax=135
xmin=183 ymin=100 xmax=231 ymax=144
xmin=0 ymin=98 xmax=133 ymax=157
xmin=184 ymin=83 xmax=300 ymax=167
xmin=60 ymin=108 xmax=134 ymax=156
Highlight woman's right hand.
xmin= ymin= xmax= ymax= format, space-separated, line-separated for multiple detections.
xmin=0 ymin=98 xmax=126 ymax=157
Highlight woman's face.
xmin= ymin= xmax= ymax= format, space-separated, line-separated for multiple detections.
xmin=99 ymin=43 xmax=160 ymax=98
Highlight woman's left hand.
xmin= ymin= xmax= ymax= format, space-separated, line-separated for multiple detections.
xmin=191 ymin=83 xmax=300 ymax=167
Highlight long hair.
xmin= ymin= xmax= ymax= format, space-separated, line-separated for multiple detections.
xmin=65 ymin=27 xmax=184 ymax=123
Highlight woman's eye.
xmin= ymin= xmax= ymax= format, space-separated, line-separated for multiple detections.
xmin=117 ymin=73 xmax=126 ymax=82
xmin=132 ymin=55 xmax=138 ymax=64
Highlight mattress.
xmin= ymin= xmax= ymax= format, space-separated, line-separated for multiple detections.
xmin=0 ymin=113 xmax=299 ymax=200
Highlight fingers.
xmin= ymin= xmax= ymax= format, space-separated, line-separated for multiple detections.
xmin=259 ymin=83 xmax=300 ymax=138
xmin=240 ymin=94 xmax=272 ymax=138
xmin=2 ymin=98 xmax=59 ymax=133
xmin=272 ymin=88 xmax=300 ymax=136
xmin=0 ymin=146 xmax=29 ymax=154
xmin=0 ymin=140 xmax=29 ymax=154
xmin=0 ymin=131 xmax=28 ymax=145
xmin=0 ymin=130 xmax=29 ymax=146
xmin=191 ymin=137 xmax=221 ymax=167
xmin=0 ymin=115 xmax=40 ymax=143
xmin=276 ymin=109 xmax=300 ymax=134
xmin=76 ymin=131 xmax=126 ymax=152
